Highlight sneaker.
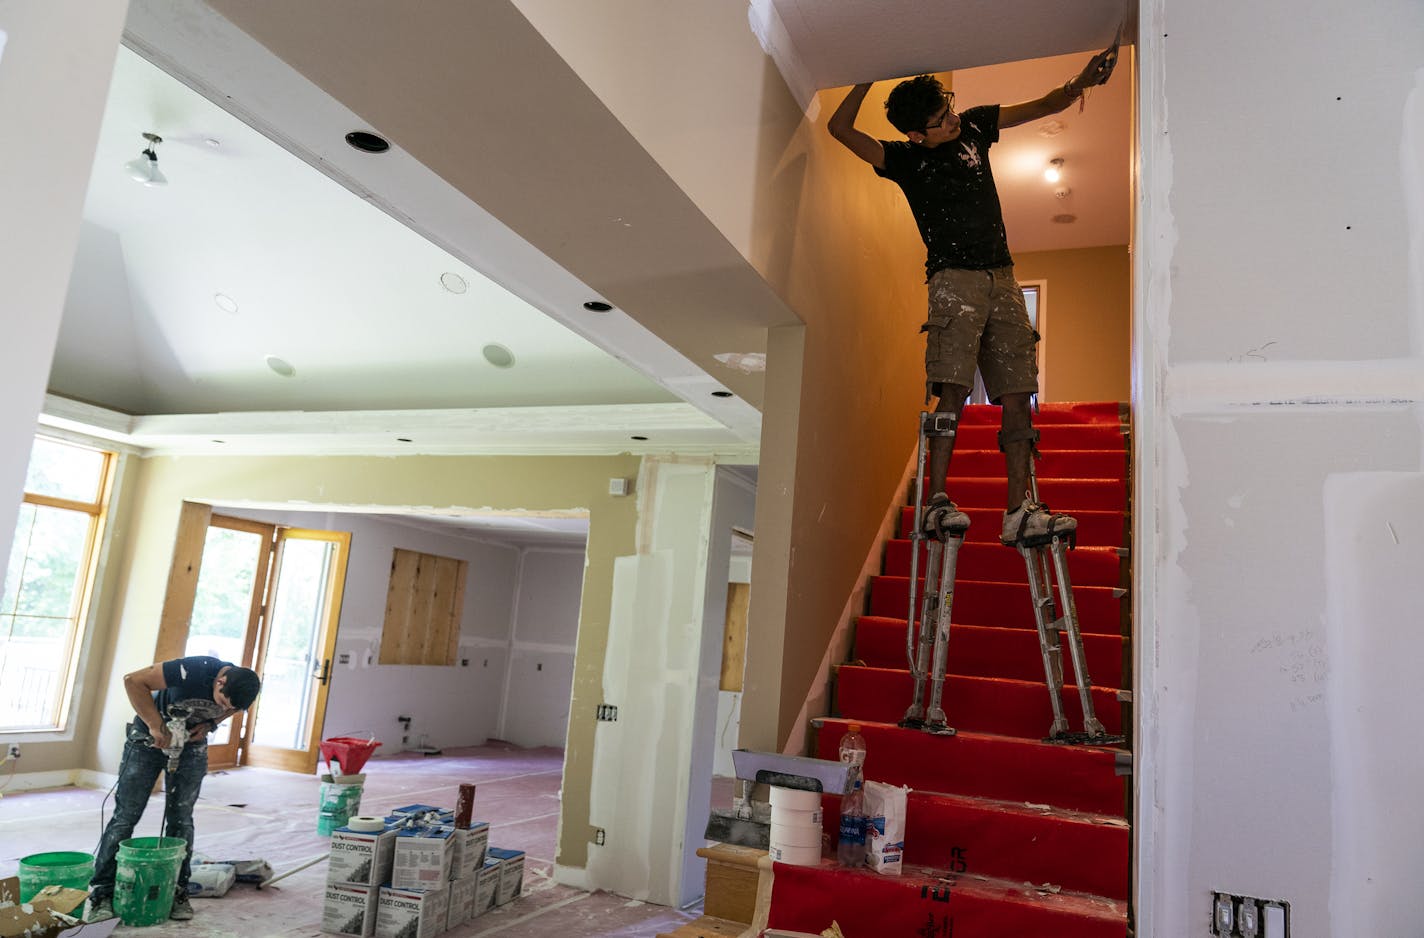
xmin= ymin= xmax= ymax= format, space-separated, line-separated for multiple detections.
xmin=1001 ymin=498 xmax=1077 ymax=546
xmin=170 ymin=891 xmax=195 ymax=921
xmin=921 ymin=492 xmax=970 ymax=539
xmin=84 ymin=895 xmax=115 ymax=924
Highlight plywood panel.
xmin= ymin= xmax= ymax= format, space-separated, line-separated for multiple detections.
xmin=381 ymin=548 xmax=467 ymax=665
xmin=720 ymin=582 xmax=750 ymax=692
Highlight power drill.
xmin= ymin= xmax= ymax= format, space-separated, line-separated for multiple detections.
xmin=154 ymin=705 xmax=190 ymax=772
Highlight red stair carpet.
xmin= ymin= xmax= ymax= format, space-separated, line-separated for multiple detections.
xmin=764 ymin=401 xmax=1132 ymax=938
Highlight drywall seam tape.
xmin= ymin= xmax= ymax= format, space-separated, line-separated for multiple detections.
xmin=346 ymin=816 xmax=385 ymax=832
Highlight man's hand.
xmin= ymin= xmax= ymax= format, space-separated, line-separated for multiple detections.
xmin=1074 ymin=43 xmax=1118 ymax=92
xmin=148 ymin=723 xmax=173 ymax=750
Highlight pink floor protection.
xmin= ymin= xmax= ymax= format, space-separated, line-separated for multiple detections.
xmin=0 ymin=742 xmax=699 ymax=937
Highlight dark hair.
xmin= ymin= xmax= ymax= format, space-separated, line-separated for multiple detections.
xmin=885 ymin=74 xmax=948 ymax=135
xmin=224 ymin=667 xmax=262 ymax=709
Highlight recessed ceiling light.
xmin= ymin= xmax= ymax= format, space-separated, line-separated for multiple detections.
xmin=396 ymin=437 xmax=413 ymax=443
xmin=345 ymin=131 xmax=390 ymax=153
xmin=1051 ymin=214 xmax=1077 ymax=224
xmin=214 ymin=293 xmax=239 ymax=314
xmin=482 ymin=344 xmax=515 ymax=368
xmin=583 ymin=301 xmax=613 ymax=312
xmin=440 ymin=272 xmax=468 ymax=294
xmin=631 ymin=435 xmax=649 ymax=441
xmin=265 ymin=355 xmax=297 ymax=377
xmin=205 ymin=138 xmax=222 ymax=148
xmin=711 ymin=390 xmax=733 ymax=398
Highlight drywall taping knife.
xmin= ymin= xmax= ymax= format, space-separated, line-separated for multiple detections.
xmin=1077 ymin=18 xmax=1124 ymax=112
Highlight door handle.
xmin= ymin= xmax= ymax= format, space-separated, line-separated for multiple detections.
xmin=313 ymin=657 xmax=331 ymax=686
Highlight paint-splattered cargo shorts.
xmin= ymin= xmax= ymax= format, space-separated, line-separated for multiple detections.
xmin=923 ymin=265 xmax=1039 ymax=403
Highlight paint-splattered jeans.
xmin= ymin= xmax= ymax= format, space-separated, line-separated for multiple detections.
xmin=89 ymin=723 xmax=208 ymax=900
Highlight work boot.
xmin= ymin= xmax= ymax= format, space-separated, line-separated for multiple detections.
xmin=84 ymin=895 xmax=115 ymax=923
xmin=921 ymin=492 xmax=970 ymax=540
xmin=1001 ymin=498 xmax=1077 ymax=546
xmin=170 ymin=891 xmax=195 ymax=921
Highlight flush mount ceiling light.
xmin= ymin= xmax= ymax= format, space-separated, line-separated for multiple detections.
xmin=1043 ymin=158 xmax=1064 ymax=184
xmin=123 ymin=132 xmax=167 ymax=187
xmin=265 ymin=355 xmax=297 ymax=377
xmin=482 ymin=344 xmax=515 ymax=368
xmin=345 ymin=130 xmax=390 ymax=153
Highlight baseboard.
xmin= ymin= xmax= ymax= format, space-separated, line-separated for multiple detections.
xmin=553 ymin=863 xmax=590 ymax=890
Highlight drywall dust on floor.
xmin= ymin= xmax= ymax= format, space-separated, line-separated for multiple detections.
xmin=0 ymin=742 xmax=697 ymax=937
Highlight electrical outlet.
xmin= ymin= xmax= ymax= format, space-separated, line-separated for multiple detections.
xmin=5 ymin=744 xmax=18 ymax=759
xmin=1213 ymin=892 xmax=1288 ymax=937
xmin=593 ymin=828 xmax=606 ymax=846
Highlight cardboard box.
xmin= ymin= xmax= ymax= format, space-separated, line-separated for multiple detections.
xmin=486 ymin=847 xmax=525 ymax=905
xmin=445 ymin=874 xmax=477 ymax=931
xmin=322 ymin=882 xmax=378 ymax=937
xmin=391 ymin=826 xmax=455 ymax=890
xmin=449 ymin=822 xmax=490 ymax=880
xmin=328 ymin=820 xmax=399 ymax=885
xmin=374 ymin=884 xmax=448 ymax=938
xmin=471 ymin=860 xmax=500 ymax=918
xmin=0 ymin=878 xmax=119 ymax=938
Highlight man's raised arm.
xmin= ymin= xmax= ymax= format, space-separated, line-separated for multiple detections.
xmin=827 ymin=82 xmax=886 ymax=169
xmin=1000 ymin=45 xmax=1118 ymax=129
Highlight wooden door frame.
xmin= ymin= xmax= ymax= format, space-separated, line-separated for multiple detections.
xmin=202 ymin=515 xmax=275 ymax=769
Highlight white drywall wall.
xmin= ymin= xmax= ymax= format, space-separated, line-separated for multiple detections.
xmin=1137 ymin=0 xmax=1424 ymax=934
xmin=218 ymin=508 xmax=519 ymax=752
xmin=500 ymin=548 xmax=586 ymax=748
xmin=0 ymin=1 xmax=125 ymax=570
xmin=578 ymin=457 xmax=717 ymax=905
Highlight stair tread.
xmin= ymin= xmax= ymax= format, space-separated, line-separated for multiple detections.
xmin=838 ymin=662 xmax=1124 ymax=696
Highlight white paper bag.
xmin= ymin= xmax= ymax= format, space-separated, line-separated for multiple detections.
xmin=863 ymin=781 xmax=908 ymax=875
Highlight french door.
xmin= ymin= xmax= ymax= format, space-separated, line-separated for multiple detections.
xmin=178 ymin=514 xmax=349 ymax=772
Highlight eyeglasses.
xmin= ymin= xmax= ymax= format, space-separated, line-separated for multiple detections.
xmin=924 ymin=93 xmax=956 ymax=130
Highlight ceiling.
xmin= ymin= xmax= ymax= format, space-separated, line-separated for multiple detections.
xmin=43 ymin=2 xmax=1129 ymax=541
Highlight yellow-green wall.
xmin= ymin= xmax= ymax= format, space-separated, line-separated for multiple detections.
xmin=1015 ymin=245 xmax=1132 ymax=403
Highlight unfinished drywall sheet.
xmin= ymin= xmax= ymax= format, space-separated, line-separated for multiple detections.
xmin=503 ymin=548 xmax=586 ymax=749
xmin=582 ymin=459 xmax=716 ymax=906
xmin=1323 ymin=467 xmax=1424 ymax=936
xmin=1160 ymin=411 xmax=1419 ymax=929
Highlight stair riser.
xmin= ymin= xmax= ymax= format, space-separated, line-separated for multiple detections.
xmin=952 ymin=424 xmax=1127 ymax=450
xmin=945 ymin=449 xmax=1126 ymax=480
xmin=938 ymin=477 xmax=1128 ymax=511
xmin=767 ymin=863 xmax=1127 ymax=938
xmin=898 ymin=508 xmax=1126 ymax=546
xmin=884 ymin=541 xmax=1123 ymax=586
xmin=819 ymin=793 xmax=1130 ymax=901
xmin=870 ymin=576 xmax=1125 ymax=635
xmin=855 ymin=617 xmax=1125 ymax=687
xmin=959 ymin=401 xmax=1124 ymax=426
xmin=837 ymin=667 xmax=1122 ymax=738
xmin=816 ymin=720 xmax=1125 ymax=817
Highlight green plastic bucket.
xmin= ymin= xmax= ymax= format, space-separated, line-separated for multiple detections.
xmin=114 ymin=836 xmax=185 ymax=926
xmin=317 ymin=778 xmax=363 ymax=836
xmin=17 ymin=851 xmax=94 ymax=903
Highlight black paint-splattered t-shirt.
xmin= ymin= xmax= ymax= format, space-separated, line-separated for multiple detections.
xmin=876 ymin=104 xmax=1013 ymax=279
xmin=129 ymin=655 xmax=233 ymax=737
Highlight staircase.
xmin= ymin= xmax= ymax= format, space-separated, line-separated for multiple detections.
xmin=763 ymin=401 xmax=1132 ymax=938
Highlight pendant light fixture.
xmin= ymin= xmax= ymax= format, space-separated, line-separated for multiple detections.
xmin=123 ymin=132 xmax=167 ymax=187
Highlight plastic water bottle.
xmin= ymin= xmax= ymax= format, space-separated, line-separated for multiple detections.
xmin=837 ymin=778 xmax=867 ymax=867
xmin=837 ymin=724 xmax=868 ymax=867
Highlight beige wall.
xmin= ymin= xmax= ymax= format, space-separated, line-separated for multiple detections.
xmin=512 ymin=0 xmax=932 ymax=753
xmin=79 ymin=451 xmax=640 ymax=869
xmin=1014 ymin=245 xmax=1131 ymax=403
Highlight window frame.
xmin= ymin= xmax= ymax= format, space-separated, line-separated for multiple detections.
xmin=0 ymin=434 xmax=118 ymax=736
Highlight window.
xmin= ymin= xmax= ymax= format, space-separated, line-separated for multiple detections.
xmin=0 ymin=437 xmax=116 ymax=731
